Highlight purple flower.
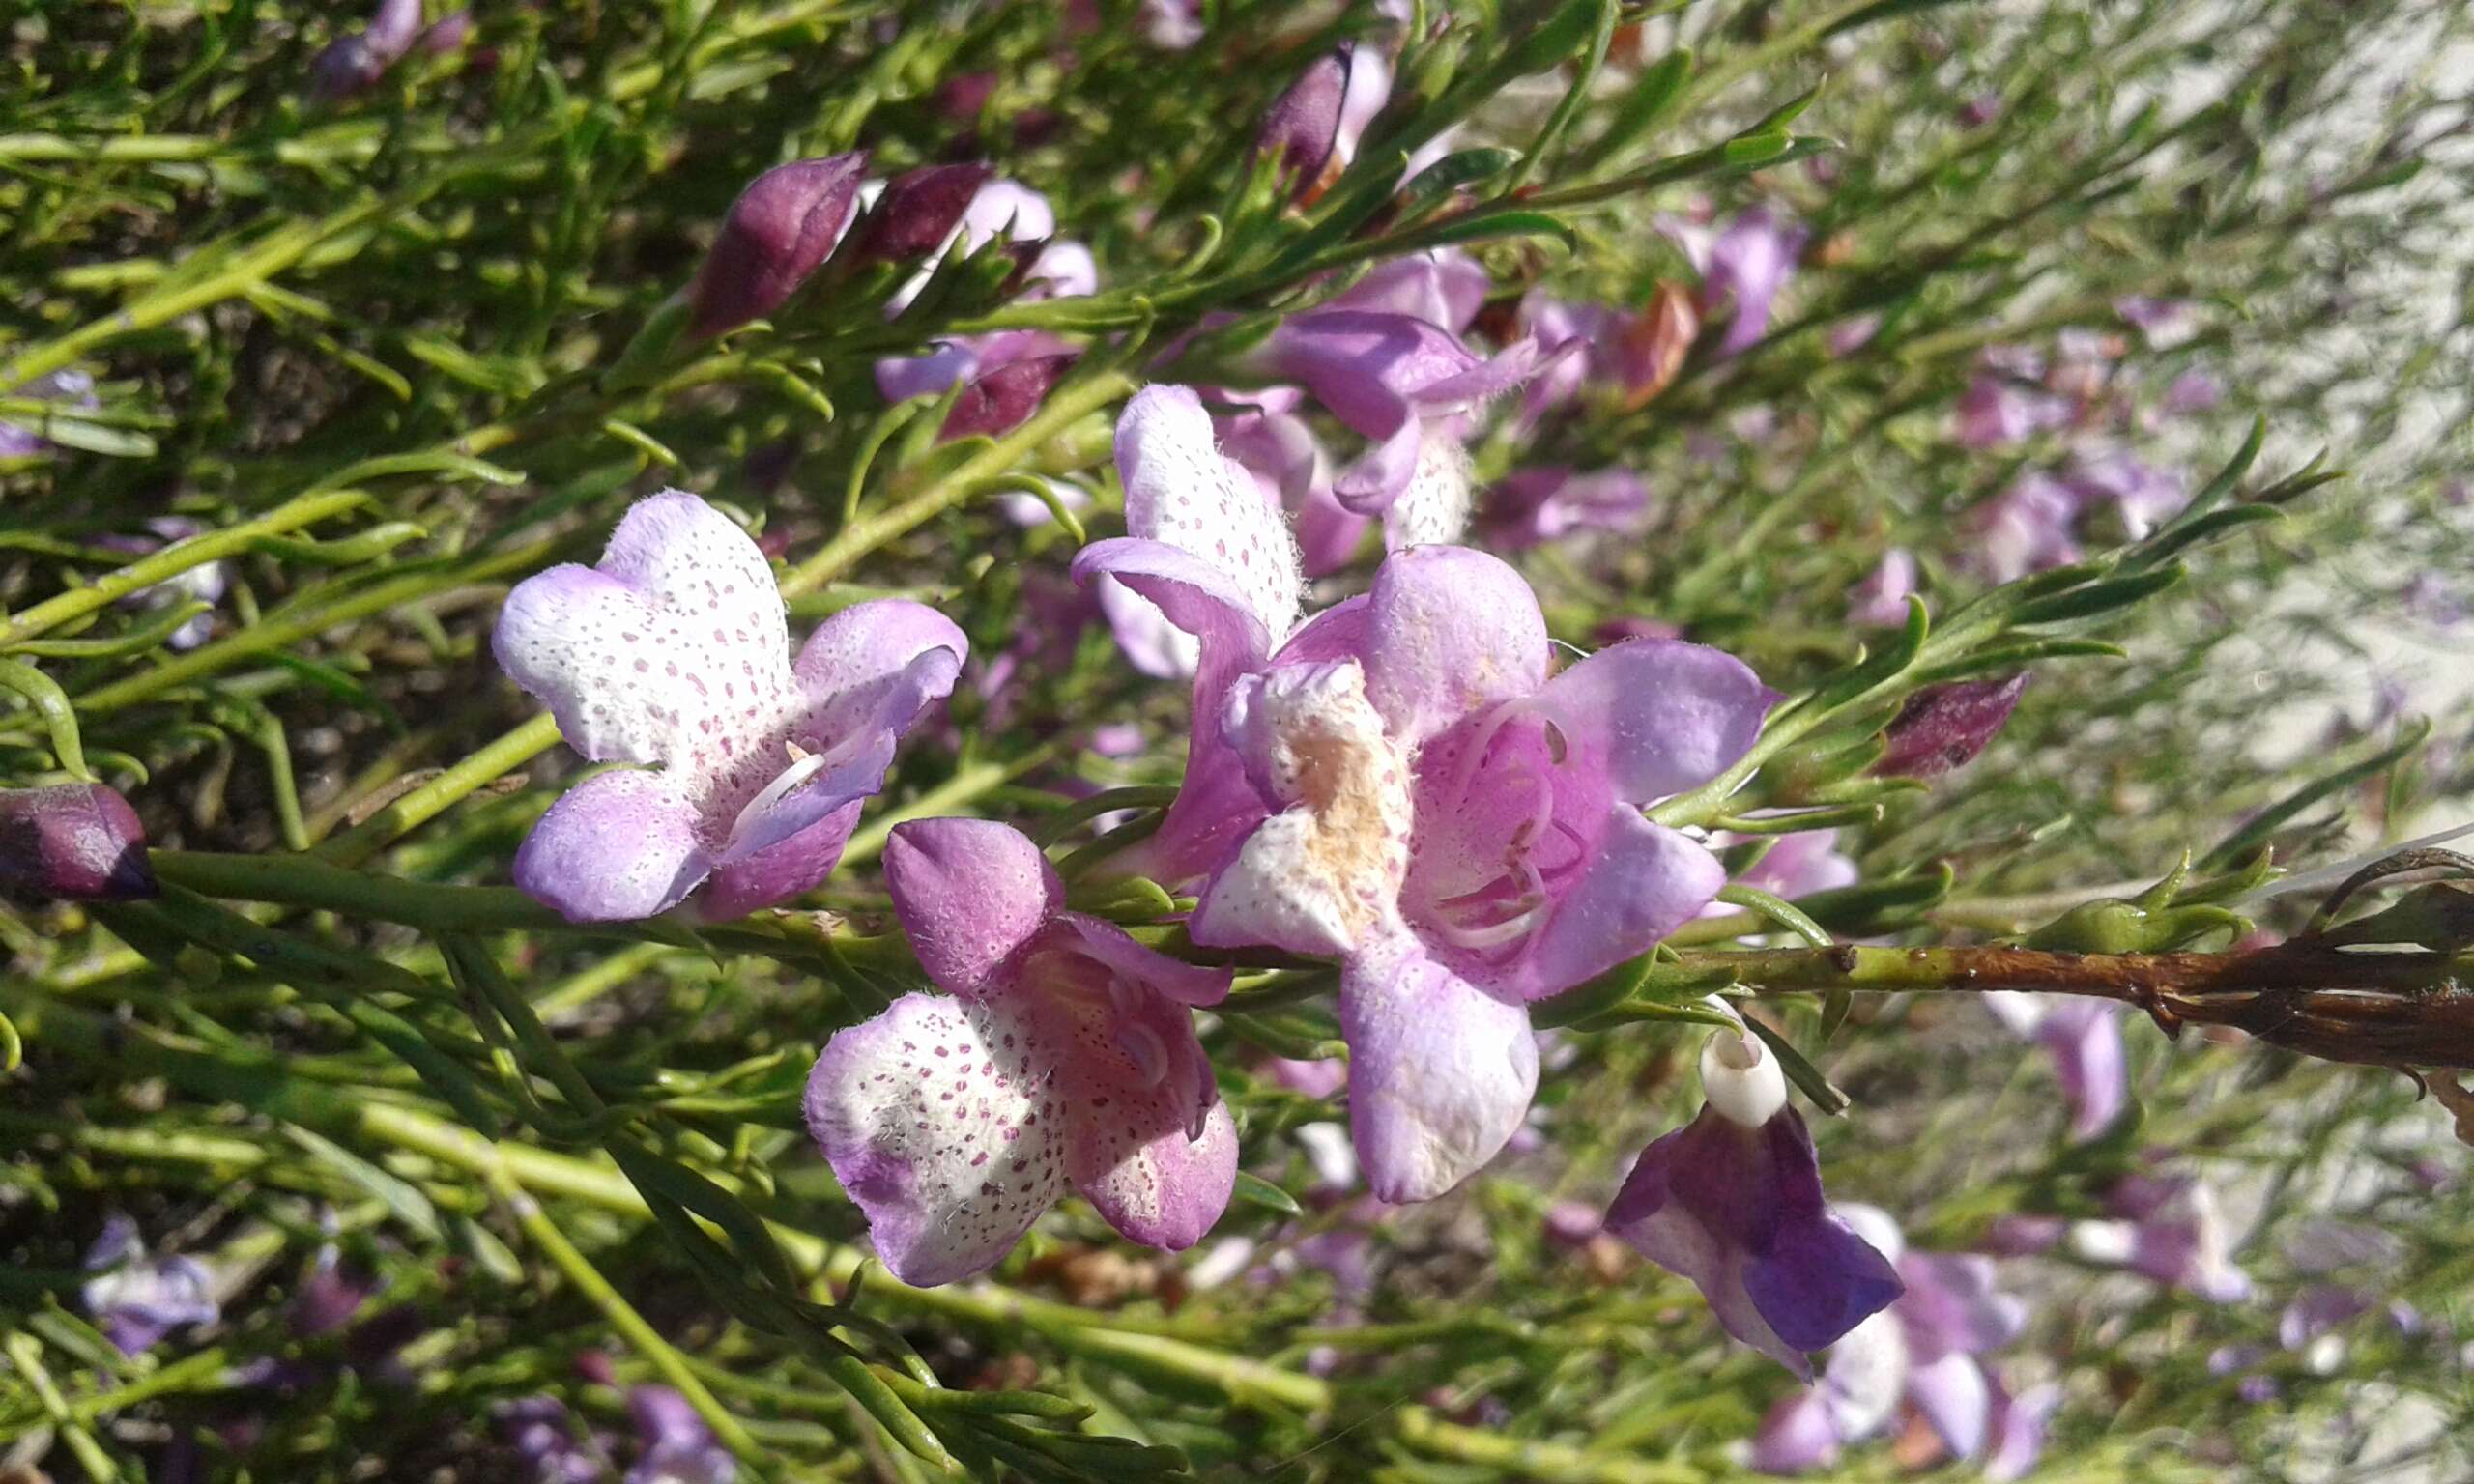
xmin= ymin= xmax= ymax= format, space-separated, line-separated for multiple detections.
xmin=1981 ymin=991 xmax=2125 ymax=1141
xmin=626 ymin=1386 xmax=734 ymax=1484
xmin=1236 ymin=308 xmax=1546 ymax=538
xmin=493 ymin=491 xmax=964 ymax=923
xmin=1877 ymin=674 xmax=2030 ymax=779
xmin=1326 ymin=249 xmax=1490 ymax=335
xmin=307 ymin=0 xmax=426 ymax=100
xmin=2065 ymin=449 xmax=2187 ymax=538
xmin=1217 ymin=405 xmax=1364 ymax=579
xmin=1749 ymin=1205 xmax=2031 ymax=1471
xmin=1609 ymin=1026 xmax=1902 ymax=1377
xmin=1847 ymin=549 xmax=1916 ymax=628
xmin=2114 ymin=296 xmax=2188 ymax=335
xmin=81 ymin=1215 xmax=218 ymax=1355
xmin=0 ymin=783 xmax=158 ymax=900
xmin=1079 ymin=502 xmax=1772 ymax=1197
xmin=1985 ymin=1382 xmax=2061 ymax=1481
xmin=99 ymin=517 xmax=227 ymax=651
xmin=1698 ymin=208 xmax=1807 ymax=358
xmin=496 ymin=1396 xmax=603 ymax=1484
xmin=2159 ymin=369 xmax=2223 ymax=417
xmin=881 ymin=178 xmax=1092 ymax=317
xmin=1959 ymin=92 xmax=2001 ymax=128
xmin=804 ymin=819 xmax=1237 ymax=1285
xmin=1969 ymin=474 xmax=2082 ymax=583
xmin=2068 ymin=1171 xmax=2253 ymax=1302
xmin=1954 ymin=371 xmax=2071 ymax=450
xmin=1481 ymin=466 xmax=1652 ymax=548
xmin=1515 ymin=287 xmax=1701 ymax=419
xmin=687 ymin=154 xmax=869 ymax=338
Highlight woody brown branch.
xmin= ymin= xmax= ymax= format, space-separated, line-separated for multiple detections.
xmin=1689 ymin=942 xmax=2474 ymax=1070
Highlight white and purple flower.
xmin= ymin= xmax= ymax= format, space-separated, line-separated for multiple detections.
xmin=493 ymin=491 xmax=964 ymax=923
xmin=82 ymin=1214 xmax=218 ymax=1355
xmin=803 ymin=818 xmax=1237 ymax=1286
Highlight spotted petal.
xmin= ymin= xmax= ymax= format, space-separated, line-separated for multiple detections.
xmin=494 ymin=490 xmax=793 ymax=773
xmin=1117 ymin=384 xmax=1302 ymax=644
xmin=805 ymin=992 xmax=1068 ymax=1287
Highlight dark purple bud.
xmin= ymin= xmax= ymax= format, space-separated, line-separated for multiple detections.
xmin=939 ymin=354 xmax=1077 ymax=442
xmin=1254 ymin=49 xmax=1352 ymax=201
xmin=1876 ymin=673 xmax=2030 ymax=778
xmin=686 ymin=153 xmax=870 ymax=339
xmin=844 ymin=163 xmax=994 ymax=270
xmin=0 ymin=783 xmax=158 ymax=900
xmin=292 ymin=1249 xmax=378 ymax=1338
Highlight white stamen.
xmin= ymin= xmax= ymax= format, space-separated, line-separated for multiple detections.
xmin=725 ymin=750 xmax=830 ymax=852
xmin=1700 ymin=1027 xmax=1786 ymax=1127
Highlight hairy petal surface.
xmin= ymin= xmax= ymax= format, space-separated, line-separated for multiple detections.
xmin=1338 ymin=935 xmax=1539 ymax=1203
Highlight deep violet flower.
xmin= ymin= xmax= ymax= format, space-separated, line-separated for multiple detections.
xmin=82 ymin=1214 xmax=218 ymax=1355
xmin=804 ymin=818 xmax=1236 ymax=1285
xmin=1848 ymin=548 xmax=1916 ymax=628
xmin=1981 ymin=991 xmax=2127 ymax=1140
xmin=1481 ymin=466 xmax=1653 ymax=549
xmin=1608 ymin=1023 xmax=1902 ymax=1377
xmin=1751 ymin=1204 xmax=2034 ymax=1473
xmin=686 ymin=154 xmax=870 ymax=338
xmin=0 ymin=783 xmax=158 ymax=900
xmin=493 ymin=490 xmax=964 ymax=923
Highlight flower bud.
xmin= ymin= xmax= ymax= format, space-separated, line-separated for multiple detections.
xmin=686 ymin=153 xmax=869 ymax=339
xmin=1699 ymin=1027 xmax=1787 ymax=1128
xmin=1254 ymin=49 xmax=1351 ymax=202
xmin=1875 ymin=673 xmax=2029 ymax=777
xmin=843 ymin=162 xmax=994 ymax=269
xmin=0 ymin=784 xmax=158 ymax=900
xmin=939 ymin=354 xmax=1077 ymax=442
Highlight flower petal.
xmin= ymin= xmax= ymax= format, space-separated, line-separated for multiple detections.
xmin=512 ymin=769 xmax=711 ymax=923
xmin=1907 ymin=1353 xmax=1994 ymax=1461
xmin=1536 ymin=638 xmax=1776 ymax=804
xmin=700 ymin=797 xmax=864 ymax=922
xmin=1509 ymin=812 xmax=1727 ymax=1001
xmin=1331 ymin=415 xmax=1424 ymax=516
xmin=1750 ymin=1389 xmax=1843 ymax=1474
xmin=882 ymin=818 xmax=1062 ymax=997
xmin=1051 ymin=914 xmax=1231 ymax=1007
xmin=1381 ymin=431 xmax=1476 ymax=550
xmin=1359 ymin=545 xmax=1550 ymax=747
xmin=1338 ymin=934 xmax=1539 ymax=1202
xmin=2039 ymin=999 xmax=2127 ymax=1140
xmin=1071 ymin=537 xmax=1274 ymax=663
xmin=1607 ymin=1114 xmax=1812 ymax=1376
xmin=1094 ymin=576 xmax=1201 ymax=679
xmin=494 ymin=491 xmax=794 ymax=772
xmin=1984 ymin=1382 xmax=2062 ymax=1483
xmin=1117 ymin=385 xmax=1302 ymax=644
xmin=1897 ymin=1252 xmax=2029 ymax=1362
xmin=1068 ymin=1088 xmax=1238 ymax=1252
xmin=804 ymin=992 xmax=1068 ymax=1287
